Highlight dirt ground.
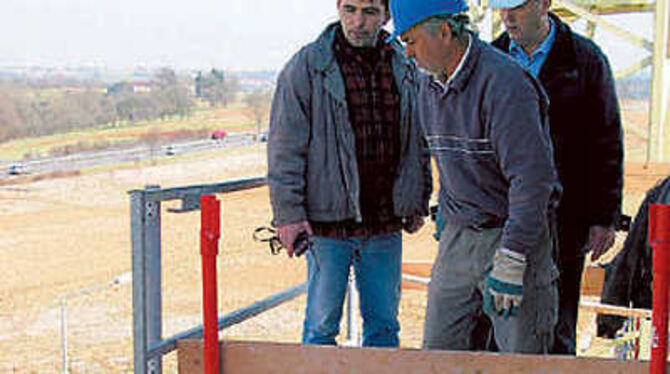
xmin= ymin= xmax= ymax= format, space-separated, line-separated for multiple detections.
xmin=0 ymin=140 xmax=668 ymax=373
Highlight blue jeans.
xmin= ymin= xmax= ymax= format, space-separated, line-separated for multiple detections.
xmin=302 ymin=232 xmax=402 ymax=347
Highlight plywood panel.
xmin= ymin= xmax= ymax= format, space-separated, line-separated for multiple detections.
xmin=403 ymin=262 xmax=608 ymax=295
xmin=178 ymin=340 xmax=656 ymax=374
xmin=402 ymin=262 xmax=432 ymax=291
xmin=581 ymin=265 xmax=606 ymax=297
xmin=401 ymin=262 xmax=432 ymax=278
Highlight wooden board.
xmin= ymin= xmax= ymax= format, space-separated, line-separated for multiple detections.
xmin=178 ymin=340 xmax=657 ymax=374
xmin=580 ymin=265 xmax=606 ymax=297
xmin=401 ymin=262 xmax=432 ymax=291
xmin=402 ymin=263 xmax=608 ymax=295
xmin=580 ymin=300 xmax=651 ymax=318
xmin=401 ymin=262 xmax=433 ymax=277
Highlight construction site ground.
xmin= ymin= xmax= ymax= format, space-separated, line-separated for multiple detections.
xmin=0 ymin=116 xmax=668 ymax=372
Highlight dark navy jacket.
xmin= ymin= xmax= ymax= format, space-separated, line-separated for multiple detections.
xmin=493 ymin=13 xmax=623 ymax=229
xmin=597 ymin=177 xmax=670 ymax=338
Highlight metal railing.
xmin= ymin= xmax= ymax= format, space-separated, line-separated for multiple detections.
xmin=129 ymin=176 xmax=362 ymax=374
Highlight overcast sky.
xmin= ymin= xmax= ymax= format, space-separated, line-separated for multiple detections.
xmin=0 ymin=0 xmax=653 ymax=73
xmin=0 ymin=0 xmax=338 ymax=71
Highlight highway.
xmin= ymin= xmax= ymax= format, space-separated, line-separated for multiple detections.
xmin=0 ymin=132 xmax=258 ymax=179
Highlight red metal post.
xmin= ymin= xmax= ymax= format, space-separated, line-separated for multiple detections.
xmin=650 ymin=204 xmax=670 ymax=374
xmin=201 ymin=195 xmax=221 ymax=374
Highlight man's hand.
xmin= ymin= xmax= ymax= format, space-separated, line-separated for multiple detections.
xmin=483 ymin=248 xmax=526 ymax=319
xmin=403 ymin=215 xmax=425 ymax=234
xmin=585 ymin=225 xmax=615 ymax=261
xmin=277 ymin=220 xmax=313 ymax=258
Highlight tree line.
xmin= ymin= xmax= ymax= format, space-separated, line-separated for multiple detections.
xmin=0 ymin=67 xmax=244 ymax=143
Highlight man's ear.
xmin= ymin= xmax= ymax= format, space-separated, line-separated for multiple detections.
xmin=382 ymin=12 xmax=390 ymax=25
xmin=441 ymin=23 xmax=452 ymax=41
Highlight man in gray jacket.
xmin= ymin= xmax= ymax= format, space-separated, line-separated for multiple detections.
xmin=389 ymin=0 xmax=560 ymax=353
xmin=268 ymin=0 xmax=431 ymax=347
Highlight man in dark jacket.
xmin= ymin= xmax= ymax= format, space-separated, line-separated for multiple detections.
xmin=489 ymin=0 xmax=624 ymax=354
xmin=268 ymin=0 xmax=431 ymax=347
xmin=597 ymin=177 xmax=670 ymax=338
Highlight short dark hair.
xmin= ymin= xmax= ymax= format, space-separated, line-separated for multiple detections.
xmin=338 ymin=0 xmax=389 ymax=11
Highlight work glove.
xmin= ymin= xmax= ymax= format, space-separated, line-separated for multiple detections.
xmin=483 ymin=248 xmax=526 ymax=319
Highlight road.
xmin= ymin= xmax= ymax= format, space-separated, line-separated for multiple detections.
xmin=0 ymin=132 xmax=258 ymax=179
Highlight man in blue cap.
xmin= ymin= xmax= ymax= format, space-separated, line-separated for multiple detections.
xmin=488 ymin=0 xmax=623 ymax=354
xmin=388 ymin=0 xmax=561 ymax=353
xmin=268 ymin=0 xmax=431 ymax=347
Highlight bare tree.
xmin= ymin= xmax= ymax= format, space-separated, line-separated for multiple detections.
xmin=196 ymin=69 xmax=240 ymax=107
xmin=243 ymin=89 xmax=273 ymax=141
xmin=140 ymin=126 xmax=162 ymax=161
xmin=0 ymin=91 xmax=20 ymax=142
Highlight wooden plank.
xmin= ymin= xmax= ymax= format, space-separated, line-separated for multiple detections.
xmin=401 ymin=262 xmax=432 ymax=278
xmin=402 ymin=274 xmax=429 ymax=291
xmin=580 ymin=300 xmax=652 ymax=318
xmin=401 ymin=279 xmax=427 ymax=291
xmin=580 ymin=266 xmax=605 ymax=297
xmin=401 ymin=262 xmax=432 ymax=291
xmin=178 ymin=340 xmax=657 ymax=374
xmin=402 ymin=263 xmax=607 ymax=295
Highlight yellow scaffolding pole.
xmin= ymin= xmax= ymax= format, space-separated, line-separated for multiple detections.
xmin=648 ymin=0 xmax=669 ymax=162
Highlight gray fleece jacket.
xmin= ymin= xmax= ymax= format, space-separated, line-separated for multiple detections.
xmin=419 ymin=35 xmax=561 ymax=256
xmin=268 ymin=23 xmax=431 ymax=227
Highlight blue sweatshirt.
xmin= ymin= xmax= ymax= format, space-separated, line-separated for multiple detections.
xmin=418 ymin=35 xmax=561 ymax=256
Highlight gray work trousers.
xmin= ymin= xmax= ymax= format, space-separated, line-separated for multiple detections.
xmin=423 ymin=223 xmax=559 ymax=353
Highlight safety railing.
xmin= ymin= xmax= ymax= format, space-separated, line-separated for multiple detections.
xmin=129 ymin=177 xmax=359 ymax=374
xmin=131 ymin=176 xmax=670 ymax=373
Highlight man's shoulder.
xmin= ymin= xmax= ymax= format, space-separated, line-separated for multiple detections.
xmin=491 ymin=32 xmax=510 ymax=51
xmin=552 ymin=16 xmax=608 ymax=66
xmin=278 ymin=25 xmax=337 ymax=75
xmin=569 ymin=30 xmax=607 ymax=62
xmin=477 ymin=39 xmax=530 ymax=82
xmin=468 ymin=40 xmax=545 ymax=105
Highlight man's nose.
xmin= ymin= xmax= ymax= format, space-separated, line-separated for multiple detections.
xmin=353 ymin=11 xmax=365 ymax=27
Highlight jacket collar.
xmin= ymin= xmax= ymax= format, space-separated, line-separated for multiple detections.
xmin=538 ymin=13 xmax=578 ymax=81
xmin=446 ymin=33 xmax=481 ymax=93
xmin=492 ymin=12 xmax=578 ymax=81
xmin=311 ymin=22 xmax=415 ymax=104
xmin=312 ymin=22 xmax=411 ymax=71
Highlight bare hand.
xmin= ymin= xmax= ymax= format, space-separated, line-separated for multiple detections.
xmin=403 ymin=215 xmax=425 ymax=234
xmin=277 ymin=221 xmax=313 ymax=257
xmin=586 ymin=225 xmax=615 ymax=261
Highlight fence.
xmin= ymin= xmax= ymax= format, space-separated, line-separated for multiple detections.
xmin=129 ymin=177 xmax=362 ymax=374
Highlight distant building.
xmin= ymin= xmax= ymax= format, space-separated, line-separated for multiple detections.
xmin=107 ymin=81 xmax=152 ymax=95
